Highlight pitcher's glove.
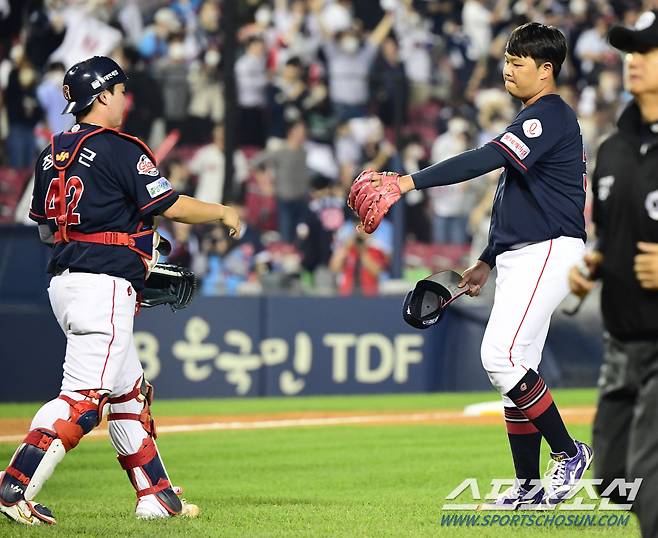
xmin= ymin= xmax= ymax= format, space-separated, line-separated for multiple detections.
xmin=140 ymin=263 xmax=197 ymax=311
xmin=347 ymin=169 xmax=401 ymax=233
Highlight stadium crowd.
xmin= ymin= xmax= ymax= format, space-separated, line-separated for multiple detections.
xmin=0 ymin=0 xmax=642 ymax=295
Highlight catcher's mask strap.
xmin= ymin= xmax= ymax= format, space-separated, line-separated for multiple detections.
xmin=402 ymin=270 xmax=467 ymax=329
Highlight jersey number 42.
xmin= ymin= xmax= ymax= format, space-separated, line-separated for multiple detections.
xmin=45 ymin=176 xmax=85 ymax=225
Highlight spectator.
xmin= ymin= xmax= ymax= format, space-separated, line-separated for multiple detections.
xmin=190 ymin=123 xmax=249 ymax=204
xmin=252 ymin=120 xmax=312 ymax=242
xmin=195 ymin=0 xmax=222 ymax=50
xmin=23 ymin=2 xmax=65 ymax=69
xmin=362 ymin=126 xmax=403 ymax=173
xmin=335 ymin=120 xmax=361 ymax=188
xmin=370 ymin=36 xmax=408 ymax=127
xmin=330 ymin=219 xmax=392 ymax=296
xmin=244 ymin=163 xmax=278 ymax=232
xmin=395 ymin=3 xmax=435 ymax=106
xmin=235 ymin=36 xmax=268 ymax=147
xmin=121 ymin=47 xmax=163 ymax=142
xmin=400 ymin=135 xmax=432 ymax=243
xmin=36 ymin=62 xmax=73 ymax=135
xmin=574 ymin=15 xmax=616 ymax=83
xmin=138 ymin=7 xmax=181 ymax=61
xmin=267 ymin=56 xmax=309 ymax=140
xmin=5 ymin=58 xmax=42 ymax=168
xmin=313 ymin=5 xmax=395 ymax=121
xmin=296 ymin=174 xmax=345 ymax=275
xmin=304 ymin=77 xmax=334 ymax=143
xmin=201 ymin=206 xmax=269 ymax=296
xmin=188 ymin=45 xmax=224 ymax=141
xmin=154 ymin=37 xmax=191 ymax=138
xmin=429 ymin=116 xmax=472 ymax=244
xmin=462 ymin=0 xmax=493 ymax=60
xmin=164 ymin=159 xmax=194 ymax=196
xmin=164 ymin=221 xmax=196 ymax=269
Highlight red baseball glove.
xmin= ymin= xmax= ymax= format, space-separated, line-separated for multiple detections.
xmin=347 ymin=169 xmax=402 ymax=233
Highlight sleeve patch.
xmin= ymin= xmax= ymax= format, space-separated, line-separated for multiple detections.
xmin=500 ymin=132 xmax=530 ymax=160
xmin=522 ymin=119 xmax=542 ymax=138
xmin=137 ymin=154 xmax=160 ymax=176
xmin=146 ymin=177 xmax=172 ymax=198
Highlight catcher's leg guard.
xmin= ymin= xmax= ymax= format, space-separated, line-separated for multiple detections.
xmin=0 ymin=390 xmax=107 ymax=525
xmin=108 ymin=377 xmax=198 ymax=518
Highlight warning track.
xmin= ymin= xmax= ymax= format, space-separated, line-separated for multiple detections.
xmin=0 ymin=407 xmax=595 ymax=444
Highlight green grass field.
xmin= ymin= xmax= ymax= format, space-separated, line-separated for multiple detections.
xmin=0 ymin=389 xmax=641 ymax=537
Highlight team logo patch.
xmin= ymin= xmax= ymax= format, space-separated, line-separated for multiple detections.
xmin=137 ymin=154 xmax=160 ymax=176
xmin=62 ymin=84 xmax=71 ymax=100
xmin=146 ymin=177 xmax=172 ymax=198
xmin=522 ymin=119 xmax=542 ymax=138
xmin=55 ymin=151 xmax=70 ymax=162
xmin=70 ymin=124 xmax=80 ymax=133
xmin=500 ymin=132 xmax=530 ymax=160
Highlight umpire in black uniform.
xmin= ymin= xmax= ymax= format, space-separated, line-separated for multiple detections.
xmin=569 ymin=11 xmax=658 ymax=538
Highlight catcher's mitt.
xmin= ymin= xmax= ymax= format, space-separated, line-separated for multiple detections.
xmin=140 ymin=263 xmax=197 ymax=311
xmin=347 ymin=169 xmax=401 ymax=233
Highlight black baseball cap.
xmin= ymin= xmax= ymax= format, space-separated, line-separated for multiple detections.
xmin=609 ymin=11 xmax=658 ymax=52
xmin=402 ymin=270 xmax=467 ymax=329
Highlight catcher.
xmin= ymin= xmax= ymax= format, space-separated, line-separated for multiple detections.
xmin=349 ymin=23 xmax=592 ymax=508
xmin=0 ymin=56 xmax=238 ymax=525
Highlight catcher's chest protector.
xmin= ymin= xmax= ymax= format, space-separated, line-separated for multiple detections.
xmin=50 ymin=126 xmax=157 ymax=270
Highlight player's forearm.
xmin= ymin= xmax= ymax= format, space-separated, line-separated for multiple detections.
xmin=403 ymin=145 xmax=506 ymax=193
xmin=163 ymin=195 xmax=227 ymax=224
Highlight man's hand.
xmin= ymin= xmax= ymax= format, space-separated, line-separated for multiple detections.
xmin=220 ymin=205 xmax=241 ymax=238
xmin=458 ymin=260 xmax=491 ymax=297
xmin=634 ymin=242 xmax=658 ymax=290
xmin=568 ymin=250 xmax=602 ymax=298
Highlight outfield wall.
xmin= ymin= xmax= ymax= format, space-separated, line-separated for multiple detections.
xmin=0 ymin=294 xmax=604 ymax=401
xmin=0 ymin=226 xmax=605 ymax=401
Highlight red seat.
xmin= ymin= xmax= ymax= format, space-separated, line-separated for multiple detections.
xmin=0 ymin=167 xmax=32 ymax=223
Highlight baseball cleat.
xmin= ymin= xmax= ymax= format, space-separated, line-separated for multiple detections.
xmin=542 ymin=440 xmax=593 ymax=506
xmin=135 ymin=494 xmax=200 ymax=520
xmin=478 ymin=481 xmax=544 ymax=510
xmin=0 ymin=471 xmax=56 ymax=525
xmin=0 ymin=499 xmax=56 ymax=525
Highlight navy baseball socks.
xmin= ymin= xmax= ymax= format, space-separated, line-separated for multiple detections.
xmin=505 ymin=369 xmax=593 ymax=505
xmin=475 ymin=416 xmax=546 ymax=509
xmin=504 ymin=408 xmax=542 ymax=488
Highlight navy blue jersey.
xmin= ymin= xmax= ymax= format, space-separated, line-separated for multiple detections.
xmin=481 ymin=94 xmax=586 ymax=265
xmin=29 ymin=123 xmax=179 ymax=290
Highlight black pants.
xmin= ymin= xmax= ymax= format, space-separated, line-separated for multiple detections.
xmin=593 ymin=334 xmax=658 ymax=538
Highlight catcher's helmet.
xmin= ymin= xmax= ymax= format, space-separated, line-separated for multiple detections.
xmin=61 ymin=56 xmax=127 ymax=115
xmin=402 ymin=270 xmax=467 ymax=329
